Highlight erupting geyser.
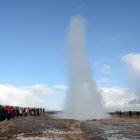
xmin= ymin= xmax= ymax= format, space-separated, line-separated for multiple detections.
xmin=64 ymin=16 xmax=105 ymax=120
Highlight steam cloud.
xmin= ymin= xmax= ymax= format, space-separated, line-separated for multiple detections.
xmin=64 ymin=16 xmax=105 ymax=120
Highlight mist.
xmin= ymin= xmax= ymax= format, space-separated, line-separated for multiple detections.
xmin=63 ymin=16 xmax=105 ymax=120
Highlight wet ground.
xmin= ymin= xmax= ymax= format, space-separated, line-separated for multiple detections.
xmin=81 ymin=117 xmax=140 ymax=140
xmin=0 ymin=113 xmax=140 ymax=140
xmin=0 ymin=113 xmax=85 ymax=140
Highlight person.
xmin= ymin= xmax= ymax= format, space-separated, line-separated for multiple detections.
xmin=10 ymin=106 xmax=14 ymax=118
xmin=37 ymin=108 xmax=40 ymax=116
xmin=129 ymin=111 xmax=132 ymax=117
xmin=0 ymin=106 xmax=2 ymax=121
xmin=136 ymin=111 xmax=139 ymax=117
xmin=29 ymin=108 xmax=32 ymax=115
xmin=5 ymin=106 xmax=12 ymax=120
xmin=119 ymin=111 xmax=122 ymax=117
xmin=32 ymin=108 xmax=35 ymax=116
xmin=19 ymin=108 xmax=23 ymax=116
xmin=15 ymin=107 xmax=20 ymax=117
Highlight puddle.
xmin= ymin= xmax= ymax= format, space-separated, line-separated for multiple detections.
xmin=45 ymin=128 xmax=82 ymax=134
xmin=15 ymin=127 xmax=82 ymax=140
xmin=16 ymin=136 xmax=63 ymax=140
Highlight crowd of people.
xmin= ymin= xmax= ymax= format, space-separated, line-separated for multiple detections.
xmin=111 ymin=110 xmax=140 ymax=117
xmin=0 ymin=105 xmax=45 ymax=121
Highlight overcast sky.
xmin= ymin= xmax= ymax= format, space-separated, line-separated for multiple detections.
xmin=0 ymin=0 xmax=140 ymax=110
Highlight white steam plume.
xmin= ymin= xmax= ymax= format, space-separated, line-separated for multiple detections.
xmin=64 ymin=16 xmax=105 ymax=120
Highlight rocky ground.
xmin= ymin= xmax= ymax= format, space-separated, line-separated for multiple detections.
xmin=0 ymin=113 xmax=140 ymax=140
